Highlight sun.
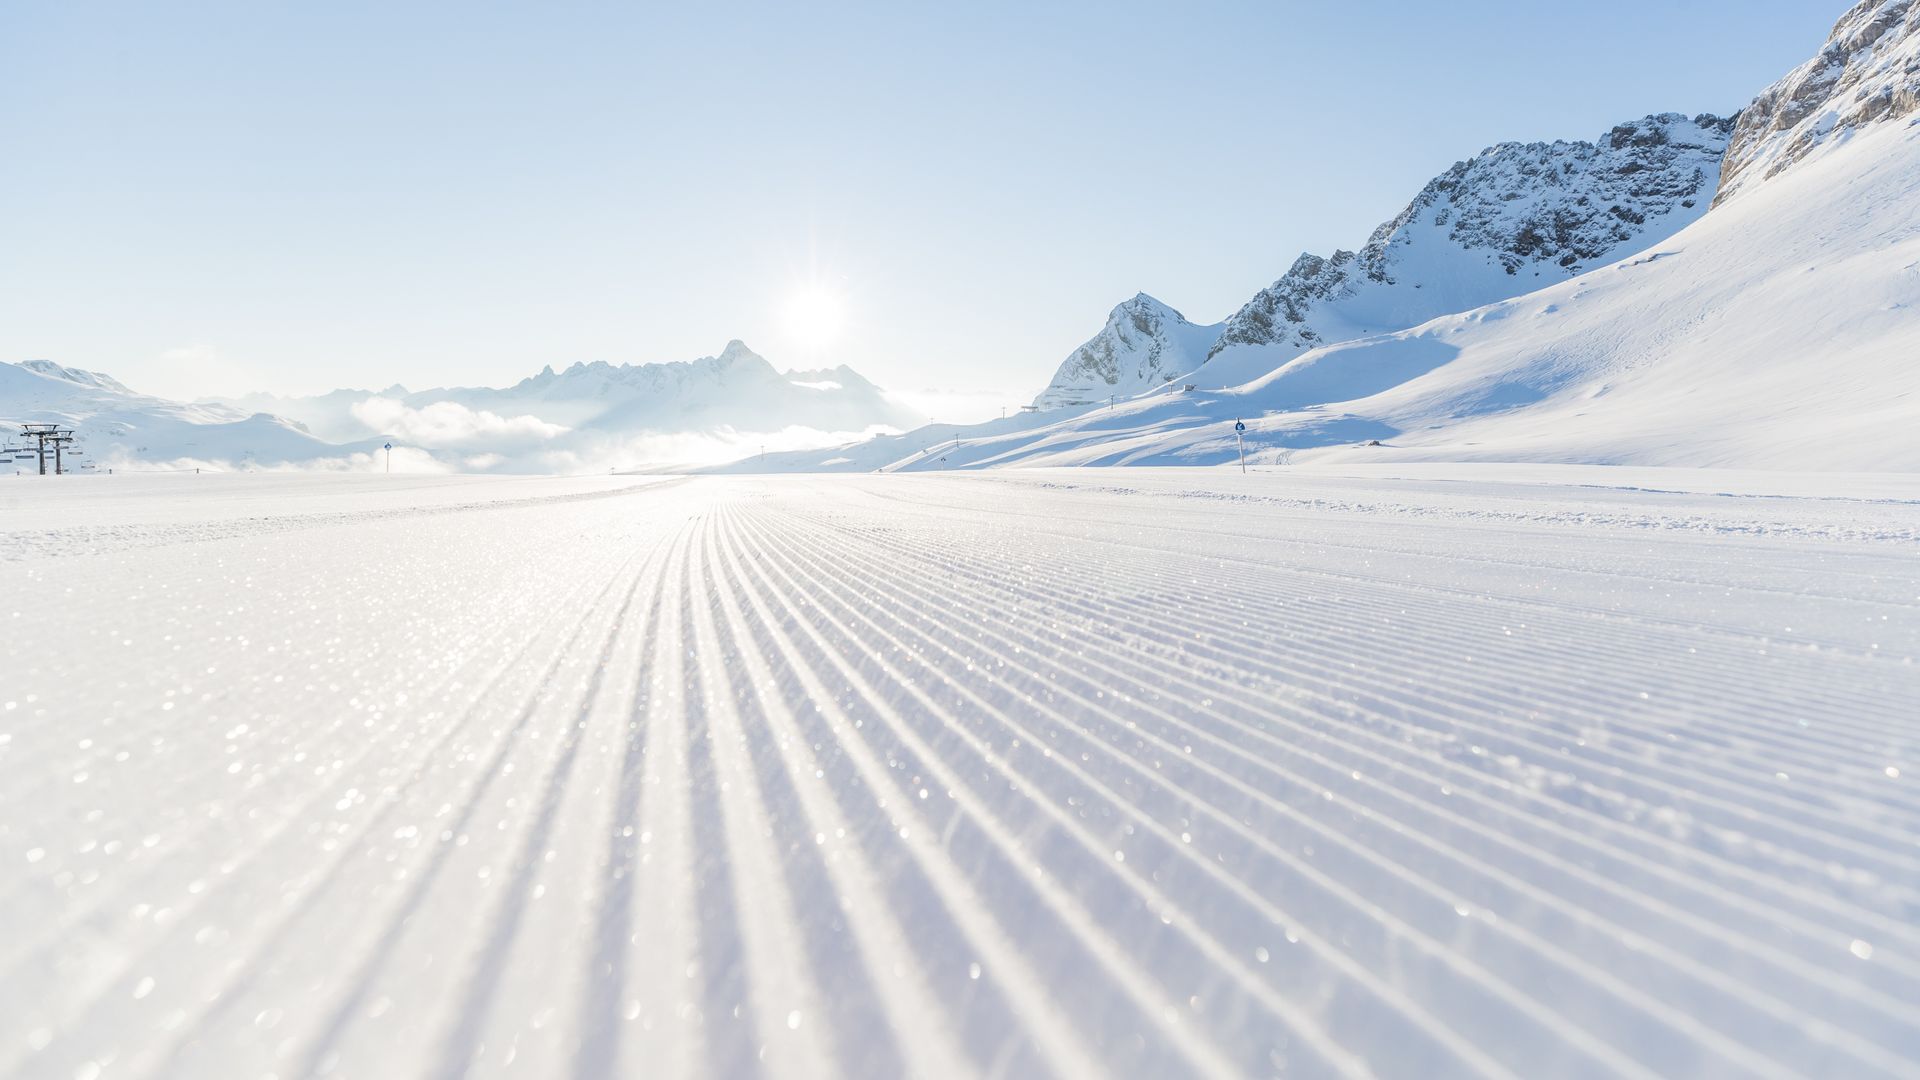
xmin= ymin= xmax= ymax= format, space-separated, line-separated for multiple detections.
xmin=782 ymin=282 xmax=847 ymax=352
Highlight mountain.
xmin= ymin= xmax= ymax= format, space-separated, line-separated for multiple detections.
xmin=1 ymin=360 xmax=341 ymax=469
xmin=1029 ymin=112 xmax=1735 ymax=405
xmin=1032 ymin=294 xmax=1223 ymax=409
xmin=737 ymin=0 xmax=1920 ymax=475
xmin=1203 ymin=112 xmax=1736 ymax=377
xmin=1 ymin=340 xmax=924 ymax=472
xmin=228 ymin=341 xmax=920 ymax=447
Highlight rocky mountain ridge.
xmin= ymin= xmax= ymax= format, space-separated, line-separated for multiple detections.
xmin=1716 ymin=0 xmax=1920 ymax=204
xmin=1034 ymin=112 xmax=1735 ymax=405
xmin=1210 ymin=113 xmax=1735 ymax=361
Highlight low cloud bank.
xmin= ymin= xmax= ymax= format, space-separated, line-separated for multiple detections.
xmin=94 ymin=423 xmax=893 ymax=476
xmin=349 ymin=397 xmax=567 ymax=447
xmin=533 ymin=424 xmax=901 ymax=474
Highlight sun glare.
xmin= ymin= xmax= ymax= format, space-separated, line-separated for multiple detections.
xmin=782 ymin=282 xmax=847 ymax=351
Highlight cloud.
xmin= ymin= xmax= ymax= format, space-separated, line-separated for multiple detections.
xmin=349 ymin=397 xmax=567 ymax=447
xmin=102 ymin=446 xmax=455 ymax=475
xmin=529 ymin=424 xmax=899 ymax=473
xmin=134 ymin=343 xmax=263 ymax=401
xmin=886 ymin=387 xmax=1026 ymax=425
xmin=89 ymin=420 xmax=888 ymax=476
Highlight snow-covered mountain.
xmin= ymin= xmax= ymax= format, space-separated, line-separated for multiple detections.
xmin=734 ymin=0 xmax=1920 ymax=476
xmin=2 ymin=341 xmax=921 ymax=473
xmin=1 ymin=360 xmax=341 ymax=470
xmin=229 ymin=340 xmax=919 ymax=446
xmin=1032 ymin=294 xmax=1222 ymax=408
xmin=1031 ymin=112 xmax=1734 ymax=405
xmin=1202 ymin=113 xmax=1735 ymax=380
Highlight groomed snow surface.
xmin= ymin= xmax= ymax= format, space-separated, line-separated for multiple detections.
xmin=3 ymin=469 xmax=1917 ymax=1079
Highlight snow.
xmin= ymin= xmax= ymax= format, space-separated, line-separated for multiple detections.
xmin=3 ymin=468 xmax=1916 ymax=1078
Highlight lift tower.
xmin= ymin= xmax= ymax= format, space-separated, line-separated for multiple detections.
xmin=20 ymin=423 xmax=76 ymax=475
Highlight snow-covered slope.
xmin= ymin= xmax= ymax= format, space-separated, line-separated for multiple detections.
xmin=1033 ymin=294 xmax=1223 ymax=408
xmin=0 ymin=360 xmax=343 ymax=470
xmin=6 ymin=470 xmax=1916 ymax=1077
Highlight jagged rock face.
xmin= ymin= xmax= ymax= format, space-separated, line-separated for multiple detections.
xmin=1207 ymin=251 xmax=1358 ymax=357
xmin=1033 ymin=294 xmax=1222 ymax=408
xmin=1209 ymin=112 xmax=1735 ymax=362
xmin=1717 ymin=0 xmax=1920 ymax=205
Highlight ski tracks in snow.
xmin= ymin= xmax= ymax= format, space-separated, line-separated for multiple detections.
xmin=1 ymin=472 xmax=1916 ymax=1078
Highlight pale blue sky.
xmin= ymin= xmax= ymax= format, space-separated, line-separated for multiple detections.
xmin=1 ymin=1 xmax=1838 ymax=412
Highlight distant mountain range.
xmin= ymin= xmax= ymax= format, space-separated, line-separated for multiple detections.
xmin=220 ymin=340 xmax=920 ymax=444
xmin=0 ymin=360 xmax=336 ymax=470
xmin=1 ymin=343 xmax=918 ymax=472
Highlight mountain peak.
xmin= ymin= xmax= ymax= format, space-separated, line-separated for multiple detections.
xmin=1035 ymin=295 xmax=1221 ymax=408
xmin=718 ymin=339 xmax=760 ymax=362
xmin=1112 ymin=293 xmax=1187 ymax=322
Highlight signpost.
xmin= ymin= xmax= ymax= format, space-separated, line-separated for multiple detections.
xmin=1234 ymin=419 xmax=1247 ymax=474
xmin=384 ymin=442 xmax=392 ymax=474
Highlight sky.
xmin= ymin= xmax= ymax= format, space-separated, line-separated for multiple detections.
xmin=1 ymin=1 xmax=1840 ymax=416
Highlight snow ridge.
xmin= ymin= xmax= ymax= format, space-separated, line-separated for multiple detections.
xmin=16 ymin=360 xmax=135 ymax=395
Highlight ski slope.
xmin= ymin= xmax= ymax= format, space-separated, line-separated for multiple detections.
xmin=3 ymin=469 xmax=1918 ymax=1079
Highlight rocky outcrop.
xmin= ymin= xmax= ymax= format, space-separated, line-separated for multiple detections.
xmin=1210 ymin=112 xmax=1734 ymax=361
xmin=1033 ymin=294 xmax=1222 ymax=408
xmin=1716 ymin=0 xmax=1920 ymax=204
